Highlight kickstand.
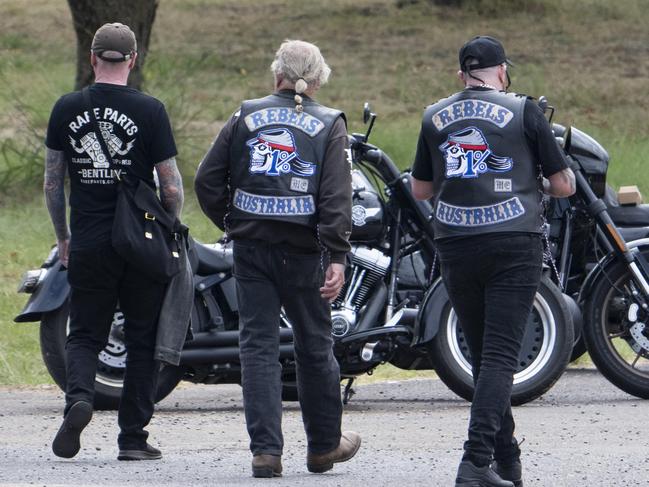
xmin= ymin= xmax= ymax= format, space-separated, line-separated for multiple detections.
xmin=342 ymin=377 xmax=355 ymax=405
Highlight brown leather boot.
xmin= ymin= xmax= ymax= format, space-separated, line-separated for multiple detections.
xmin=252 ymin=454 xmax=283 ymax=478
xmin=306 ymin=431 xmax=361 ymax=473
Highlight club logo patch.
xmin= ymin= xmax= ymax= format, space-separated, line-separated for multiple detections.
xmin=247 ymin=129 xmax=316 ymax=177
xmin=439 ymin=127 xmax=513 ymax=179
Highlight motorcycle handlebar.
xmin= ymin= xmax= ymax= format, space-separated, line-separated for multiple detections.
xmin=350 ymin=139 xmax=402 ymax=183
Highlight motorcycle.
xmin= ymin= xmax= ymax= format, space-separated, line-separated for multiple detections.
xmin=15 ymin=103 xmax=576 ymax=408
xmin=540 ymin=98 xmax=649 ymax=399
xmin=418 ymin=97 xmax=649 ymax=402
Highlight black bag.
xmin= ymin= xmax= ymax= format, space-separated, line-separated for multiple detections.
xmin=82 ymin=88 xmax=184 ymax=283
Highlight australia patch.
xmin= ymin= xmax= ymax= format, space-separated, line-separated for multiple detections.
xmin=435 ymin=197 xmax=525 ymax=227
xmin=233 ymin=188 xmax=315 ymax=216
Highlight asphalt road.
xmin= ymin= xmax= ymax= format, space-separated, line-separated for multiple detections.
xmin=0 ymin=369 xmax=647 ymax=487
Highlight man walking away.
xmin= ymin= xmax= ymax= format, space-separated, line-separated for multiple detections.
xmin=45 ymin=22 xmax=183 ymax=461
xmin=195 ymin=39 xmax=361 ymax=478
xmin=411 ymin=36 xmax=575 ymax=487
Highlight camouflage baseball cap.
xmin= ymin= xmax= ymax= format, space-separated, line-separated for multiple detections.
xmin=91 ymin=23 xmax=137 ymax=62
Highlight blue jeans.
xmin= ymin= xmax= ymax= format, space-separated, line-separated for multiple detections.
xmin=233 ymin=239 xmax=342 ymax=456
xmin=66 ymin=245 xmax=165 ymax=449
xmin=436 ymin=233 xmax=543 ymax=466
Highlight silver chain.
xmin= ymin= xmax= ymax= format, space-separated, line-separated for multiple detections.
xmin=538 ymin=166 xmax=563 ymax=291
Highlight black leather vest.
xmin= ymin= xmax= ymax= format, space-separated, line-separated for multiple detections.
xmin=421 ymin=89 xmax=542 ymax=239
xmin=228 ymin=92 xmax=343 ymax=228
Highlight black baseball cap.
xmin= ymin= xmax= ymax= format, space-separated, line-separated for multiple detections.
xmin=91 ymin=23 xmax=137 ymax=62
xmin=459 ymin=36 xmax=513 ymax=72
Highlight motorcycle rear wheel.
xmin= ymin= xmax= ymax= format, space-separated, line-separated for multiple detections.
xmin=583 ymin=254 xmax=649 ymax=399
xmin=429 ymin=276 xmax=574 ymax=406
xmin=40 ymin=301 xmax=186 ymax=410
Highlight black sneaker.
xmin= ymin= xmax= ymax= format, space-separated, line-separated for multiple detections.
xmin=117 ymin=443 xmax=162 ymax=461
xmin=52 ymin=400 xmax=93 ymax=458
xmin=493 ymin=460 xmax=523 ymax=487
xmin=455 ymin=459 xmax=515 ymax=487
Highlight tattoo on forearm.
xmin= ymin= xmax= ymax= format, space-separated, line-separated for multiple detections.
xmin=155 ymin=157 xmax=184 ymax=218
xmin=43 ymin=149 xmax=69 ymax=241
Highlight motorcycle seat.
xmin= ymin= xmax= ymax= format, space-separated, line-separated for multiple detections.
xmin=618 ymin=226 xmax=649 ymax=243
xmin=607 ymin=205 xmax=649 ymax=228
xmin=602 ymin=185 xmax=649 ymax=227
xmin=193 ymin=242 xmax=233 ymax=275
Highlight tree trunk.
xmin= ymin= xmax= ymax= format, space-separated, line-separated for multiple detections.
xmin=67 ymin=0 xmax=159 ymax=90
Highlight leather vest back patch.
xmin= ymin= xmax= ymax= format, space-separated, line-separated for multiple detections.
xmin=228 ymin=93 xmax=343 ymax=229
xmin=421 ymin=90 xmax=542 ymax=239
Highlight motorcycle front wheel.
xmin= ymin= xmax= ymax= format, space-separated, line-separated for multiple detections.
xmin=429 ymin=275 xmax=574 ymax=406
xmin=40 ymin=301 xmax=186 ymax=410
xmin=583 ymin=253 xmax=649 ymax=399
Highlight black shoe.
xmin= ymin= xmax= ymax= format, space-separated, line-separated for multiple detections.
xmin=117 ymin=443 xmax=162 ymax=461
xmin=252 ymin=454 xmax=283 ymax=478
xmin=493 ymin=460 xmax=523 ymax=487
xmin=52 ymin=400 xmax=93 ymax=458
xmin=455 ymin=460 xmax=515 ymax=487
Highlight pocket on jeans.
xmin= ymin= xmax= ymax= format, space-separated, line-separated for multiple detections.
xmin=282 ymin=251 xmax=323 ymax=288
xmin=232 ymin=243 xmax=259 ymax=279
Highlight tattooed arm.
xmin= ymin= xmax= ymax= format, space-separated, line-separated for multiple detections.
xmin=43 ymin=148 xmax=70 ymax=266
xmin=543 ymin=167 xmax=576 ymax=198
xmin=155 ymin=157 xmax=184 ymax=218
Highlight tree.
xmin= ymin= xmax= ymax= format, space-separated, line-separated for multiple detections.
xmin=67 ymin=0 xmax=159 ymax=90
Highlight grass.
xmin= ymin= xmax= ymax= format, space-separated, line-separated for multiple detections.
xmin=1 ymin=0 xmax=648 ymax=385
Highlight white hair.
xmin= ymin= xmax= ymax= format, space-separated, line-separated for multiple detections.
xmin=270 ymin=40 xmax=331 ymax=90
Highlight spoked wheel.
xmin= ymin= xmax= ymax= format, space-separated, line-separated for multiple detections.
xmin=40 ymin=301 xmax=186 ymax=410
xmin=430 ymin=276 xmax=574 ymax=405
xmin=584 ymin=252 xmax=649 ymax=398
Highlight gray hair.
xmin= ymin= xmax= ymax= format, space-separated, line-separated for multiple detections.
xmin=270 ymin=40 xmax=331 ymax=90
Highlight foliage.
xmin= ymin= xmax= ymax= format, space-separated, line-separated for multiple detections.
xmin=66 ymin=0 xmax=159 ymax=90
xmin=397 ymin=0 xmax=550 ymax=14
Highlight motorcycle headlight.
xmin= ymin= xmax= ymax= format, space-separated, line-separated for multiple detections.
xmin=17 ymin=269 xmax=46 ymax=294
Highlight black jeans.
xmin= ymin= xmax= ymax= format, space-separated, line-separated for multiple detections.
xmin=66 ymin=245 xmax=166 ymax=449
xmin=436 ymin=233 xmax=543 ymax=467
xmin=233 ymin=239 xmax=343 ymax=456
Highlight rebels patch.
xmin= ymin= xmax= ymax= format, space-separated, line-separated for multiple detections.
xmin=436 ymin=197 xmax=525 ymax=227
xmin=233 ymin=189 xmax=315 ymax=216
xmin=244 ymin=107 xmax=325 ymax=137
xmin=432 ymin=100 xmax=514 ymax=130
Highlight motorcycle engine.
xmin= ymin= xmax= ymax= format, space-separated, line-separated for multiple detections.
xmin=331 ymin=245 xmax=391 ymax=337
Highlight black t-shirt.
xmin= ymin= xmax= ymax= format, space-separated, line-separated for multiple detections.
xmin=45 ymin=83 xmax=177 ymax=250
xmin=412 ymin=89 xmax=567 ymax=182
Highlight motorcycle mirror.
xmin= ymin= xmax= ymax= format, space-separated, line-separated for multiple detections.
xmin=538 ymin=95 xmax=555 ymax=123
xmin=563 ymin=126 xmax=572 ymax=152
xmin=538 ymin=96 xmax=548 ymax=112
xmin=362 ymin=102 xmax=377 ymax=140
xmin=363 ymin=102 xmax=371 ymax=124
